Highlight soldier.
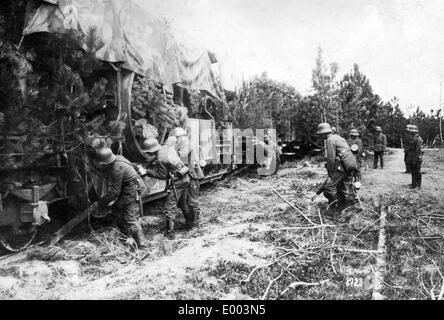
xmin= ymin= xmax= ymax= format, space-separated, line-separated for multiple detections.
xmin=170 ymin=127 xmax=204 ymax=230
xmin=164 ymin=136 xmax=177 ymax=149
xmin=403 ymin=126 xmax=413 ymax=174
xmin=347 ymin=129 xmax=363 ymax=181
xmin=142 ymin=138 xmax=191 ymax=239
xmin=373 ymin=126 xmax=387 ymax=169
xmin=405 ymin=125 xmax=423 ymax=190
xmin=316 ymin=123 xmax=358 ymax=211
xmin=264 ymin=134 xmax=281 ymax=173
xmin=95 ymin=148 xmax=147 ymax=249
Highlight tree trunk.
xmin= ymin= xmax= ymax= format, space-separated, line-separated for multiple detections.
xmin=440 ymin=116 xmax=443 ymax=143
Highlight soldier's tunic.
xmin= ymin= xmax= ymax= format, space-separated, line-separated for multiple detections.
xmin=98 ymin=155 xmax=143 ymax=239
xmin=403 ymin=134 xmax=412 ymax=173
xmin=145 ymin=146 xmax=191 ymax=220
xmin=373 ymin=133 xmax=387 ymax=169
xmin=406 ymin=134 xmax=423 ymax=188
xmin=324 ymin=135 xmax=357 ymax=207
xmin=176 ymin=137 xmax=204 ymax=227
xmin=347 ymin=137 xmax=363 ymax=180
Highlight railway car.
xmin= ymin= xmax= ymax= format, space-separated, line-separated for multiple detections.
xmin=0 ymin=0 xmax=279 ymax=251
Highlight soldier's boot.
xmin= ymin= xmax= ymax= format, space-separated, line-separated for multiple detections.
xmin=194 ymin=211 xmax=200 ymax=229
xmin=409 ymin=175 xmax=416 ymax=189
xmin=183 ymin=211 xmax=193 ymax=231
xmin=418 ymin=172 xmax=422 ymax=190
xmin=134 ymin=228 xmax=148 ymax=249
xmin=165 ymin=218 xmax=175 ymax=240
xmin=411 ymin=178 xmax=422 ymax=190
xmin=325 ymin=199 xmax=339 ymax=217
xmin=128 ymin=225 xmax=147 ymax=250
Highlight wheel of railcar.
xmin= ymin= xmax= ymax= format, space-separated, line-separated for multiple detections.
xmin=0 ymin=226 xmax=37 ymax=252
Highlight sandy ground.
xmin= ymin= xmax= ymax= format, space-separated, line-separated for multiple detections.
xmin=0 ymin=148 xmax=443 ymax=300
xmin=362 ymin=148 xmax=444 ymax=201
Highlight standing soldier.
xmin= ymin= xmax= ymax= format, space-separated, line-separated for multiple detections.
xmin=170 ymin=127 xmax=204 ymax=230
xmin=315 ymin=123 xmax=358 ymax=212
xmin=373 ymin=126 xmax=387 ymax=169
xmin=95 ymin=148 xmax=147 ymax=249
xmin=347 ymin=129 xmax=363 ymax=181
xmin=142 ymin=138 xmax=191 ymax=239
xmin=403 ymin=126 xmax=413 ymax=174
xmin=405 ymin=125 xmax=423 ymax=190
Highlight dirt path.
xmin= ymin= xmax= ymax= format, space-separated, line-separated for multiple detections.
xmin=364 ymin=149 xmax=408 ymax=188
xmin=363 ymin=148 xmax=444 ymax=201
xmin=1 ymin=149 xmax=443 ymax=300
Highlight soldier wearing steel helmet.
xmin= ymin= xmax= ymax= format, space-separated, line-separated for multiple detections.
xmin=405 ymin=125 xmax=423 ymax=189
xmin=347 ymin=129 xmax=363 ymax=181
xmin=373 ymin=126 xmax=387 ymax=169
xmin=94 ymin=148 xmax=147 ymax=249
xmin=315 ymin=123 xmax=358 ymax=211
xmin=170 ymin=127 xmax=204 ymax=231
xmin=141 ymin=137 xmax=191 ymax=239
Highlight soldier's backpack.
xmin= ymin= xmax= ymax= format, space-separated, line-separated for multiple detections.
xmin=338 ymin=150 xmax=359 ymax=174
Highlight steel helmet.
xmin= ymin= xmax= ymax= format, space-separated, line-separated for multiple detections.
xmin=96 ymin=148 xmax=117 ymax=165
xmin=317 ymin=123 xmax=333 ymax=135
xmin=407 ymin=125 xmax=419 ymax=133
xmin=141 ymin=138 xmax=161 ymax=153
xmin=164 ymin=136 xmax=177 ymax=147
xmin=350 ymin=129 xmax=359 ymax=136
xmin=375 ymin=126 xmax=382 ymax=132
xmin=170 ymin=127 xmax=188 ymax=138
xmin=91 ymin=138 xmax=106 ymax=150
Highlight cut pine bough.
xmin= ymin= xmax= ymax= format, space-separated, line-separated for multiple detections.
xmin=372 ymin=195 xmax=388 ymax=300
xmin=272 ymin=189 xmax=316 ymax=225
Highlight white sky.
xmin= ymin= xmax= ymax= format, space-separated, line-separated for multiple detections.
xmin=135 ymin=0 xmax=444 ymax=114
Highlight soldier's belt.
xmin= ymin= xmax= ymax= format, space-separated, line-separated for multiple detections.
xmin=338 ymin=149 xmax=351 ymax=158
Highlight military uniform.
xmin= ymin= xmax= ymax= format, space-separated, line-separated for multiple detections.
xmin=144 ymin=145 xmax=191 ymax=231
xmin=98 ymin=155 xmax=145 ymax=245
xmin=403 ymin=134 xmax=412 ymax=173
xmin=324 ymin=135 xmax=357 ymax=208
xmin=255 ymin=139 xmax=277 ymax=176
xmin=177 ymin=142 xmax=204 ymax=229
xmin=347 ymin=137 xmax=363 ymax=180
xmin=406 ymin=134 xmax=423 ymax=189
xmin=373 ymin=132 xmax=387 ymax=169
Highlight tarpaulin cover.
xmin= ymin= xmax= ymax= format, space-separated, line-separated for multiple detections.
xmin=23 ymin=0 xmax=223 ymax=99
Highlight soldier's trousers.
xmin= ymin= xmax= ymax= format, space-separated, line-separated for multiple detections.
xmin=116 ymin=202 xmax=143 ymax=240
xmin=178 ymin=179 xmax=201 ymax=224
xmin=405 ymin=162 xmax=412 ymax=173
xmin=409 ymin=161 xmax=422 ymax=188
xmin=164 ymin=179 xmax=190 ymax=221
xmin=323 ymin=171 xmax=355 ymax=207
xmin=374 ymin=151 xmax=384 ymax=169
xmin=404 ymin=152 xmax=411 ymax=173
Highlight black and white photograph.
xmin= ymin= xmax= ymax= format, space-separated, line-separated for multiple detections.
xmin=0 ymin=0 xmax=444 ymax=305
